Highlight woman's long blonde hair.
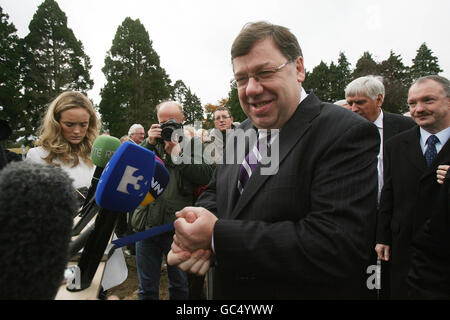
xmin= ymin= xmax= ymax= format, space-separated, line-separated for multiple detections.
xmin=35 ymin=91 xmax=100 ymax=168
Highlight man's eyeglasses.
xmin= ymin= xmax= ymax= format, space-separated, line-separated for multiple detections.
xmin=230 ymin=61 xmax=292 ymax=89
xmin=214 ymin=115 xmax=231 ymax=121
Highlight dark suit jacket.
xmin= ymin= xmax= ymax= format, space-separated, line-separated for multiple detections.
xmin=383 ymin=112 xmax=416 ymax=142
xmin=196 ymin=93 xmax=380 ymax=299
xmin=407 ymin=167 xmax=450 ymax=299
xmin=377 ymin=126 xmax=450 ymax=299
xmin=376 ymin=111 xmax=416 ymax=299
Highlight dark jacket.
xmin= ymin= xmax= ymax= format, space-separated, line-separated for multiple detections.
xmin=377 ymin=126 xmax=450 ymax=298
xmin=407 ymin=167 xmax=450 ymax=299
xmin=197 ymin=93 xmax=380 ymax=299
xmin=131 ymin=137 xmax=213 ymax=231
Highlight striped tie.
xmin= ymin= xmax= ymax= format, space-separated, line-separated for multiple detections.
xmin=237 ymin=131 xmax=271 ymax=194
xmin=424 ymin=135 xmax=439 ymax=166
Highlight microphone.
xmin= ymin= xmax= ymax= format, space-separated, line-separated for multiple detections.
xmin=0 ymin=162 xmax=77 ymax=299
xmin=70 ymin=142 xmax=156 ymax=291
xmin=139 ymin=160 xmax=170 ymax=207
xmin=112 ymin=160 xmax=171 ymax=248
xmin=72 ymin=135 xmax=121 ymax=235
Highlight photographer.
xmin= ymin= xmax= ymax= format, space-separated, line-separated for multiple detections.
xmin=131 ymin=101 xmax=213 ymax=300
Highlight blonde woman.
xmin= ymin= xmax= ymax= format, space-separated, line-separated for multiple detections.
xmin=26 ymin=91 xmax=128 ymax=297
xmin=26 ymin=91 xmax=99 ymax=189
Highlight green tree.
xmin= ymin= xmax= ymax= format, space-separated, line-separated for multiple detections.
xmin=182 ymin=88 xmax=203 ymax=125
xmin=22 ymin=0 xmax=93 ymax=144
xmin=171 ymin=80 xmax=203 ymax=125
xmin=379 ymin=50 xmax=410 ymax=114
xmin=225 ymin=86 xmax=246 ymax=123
xmin=0 ymin=6 xmax=25 ymax=144
xmin=303 ymin=61 xmax=332 ymax=102
xmin=99 ymin=17 xmax=171 ymax=137
xmin=352 ymin=52 xmax=379 ymax=79
xmin=331 ymin=52 xmax=352 ymax=101
xmin=410 ymin=43 xmax=443 ymax=81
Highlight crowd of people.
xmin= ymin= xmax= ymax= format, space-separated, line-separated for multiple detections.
xmin=0 ymin=20 xmax=449 ymax=300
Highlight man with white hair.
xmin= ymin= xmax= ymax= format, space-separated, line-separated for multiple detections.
xmin=345 ymin=75 xmax=416 ymax=203
xmin=128 ymin=124 xmax=145 ymax=145
xmin=345 ymin=75 xmax=416 ymax=299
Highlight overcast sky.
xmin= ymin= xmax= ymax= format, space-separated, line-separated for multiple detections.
xmin=2 ymin=0 xmax=449 ymax=107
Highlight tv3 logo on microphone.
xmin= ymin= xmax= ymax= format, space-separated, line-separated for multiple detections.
xmin=96 ymin=142 xmax=156 ymax=212
xmin=116 ymin=165 xmax=147 ymax=197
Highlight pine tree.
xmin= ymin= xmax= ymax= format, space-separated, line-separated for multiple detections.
xmin=332 ymin=52 xmax=352 ymax=101
xmin=379 ymin=51 xmax=410 ymax=114
xmin=21 ymin=0 xmax=93 ymax=144
xmin=410 ymin=43 xmax=443 ymax=81
xmin=225 ymin=86 xmax=246 ymax=123
xmin=352 ymin=52 xmax=379 ymax=79
xmin=171 ymin=80 xmax=203 ymax=125
xmin=99 ymin=17 xmax=171 ymax=137
xmin=0 ymin=6 xmax=24 ymax=144
xmin=182 ymin=88 xmax=203 ymax=125
xmin=303 ymin=61 xmax=332 ymax=102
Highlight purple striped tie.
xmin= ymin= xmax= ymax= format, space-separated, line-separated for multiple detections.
xmin=237 ymin=131 xmax=271 ymax=194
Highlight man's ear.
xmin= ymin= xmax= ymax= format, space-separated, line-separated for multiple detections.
xmin=377 ymin=94 xmax=384 ymax=107
xmin=295 ymin=56 xmax=306 ymax=83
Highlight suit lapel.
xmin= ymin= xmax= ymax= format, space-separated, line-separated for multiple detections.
xmin=399 ymin=126 xmax=450 ymax=179
xmin=225 ymin=120 xmax=253 ymax=216
xmin=229 ymin=93 xmax=321 ymax=219
xmin=401 ymin=126 xmax=427 ymax=173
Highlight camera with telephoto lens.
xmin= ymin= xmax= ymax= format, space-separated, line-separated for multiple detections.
xmin=158 ymin=118 xmax=183 ymax=144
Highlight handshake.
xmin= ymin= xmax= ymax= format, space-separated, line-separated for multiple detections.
xmin=167 ymin=207 xmax=219 ymax=276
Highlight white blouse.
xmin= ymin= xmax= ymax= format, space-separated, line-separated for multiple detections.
xmin=26 ymin=146 xmax=94 ymax=189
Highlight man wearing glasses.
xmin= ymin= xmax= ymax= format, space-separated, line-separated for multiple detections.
xmin=168 ymin=21 xmax=380 ymax=299
xmin=206 ymin=106 xmax=236 ymax=165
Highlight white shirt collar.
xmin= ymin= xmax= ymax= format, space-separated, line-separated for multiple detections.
xmin=420 ymin=126 xmax=450 ymax=154
xmin=373 ymin=109 xmax=384 ymax=129
xmin=299 ymin=87 xmax=308 ymax=105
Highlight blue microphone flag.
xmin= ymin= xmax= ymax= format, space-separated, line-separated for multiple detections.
xmin=95 ymin=142 xmax=155 ymax=212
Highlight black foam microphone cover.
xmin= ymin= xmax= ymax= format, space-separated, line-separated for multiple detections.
xmin=0 ymin=162 xmax=77 ymax=299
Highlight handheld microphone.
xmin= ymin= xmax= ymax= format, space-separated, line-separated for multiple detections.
xmin=112 ymin=160 xmax=171 ymax=248
xmin=139 ymin=160 xmax=170 ymax=207
xmin=71 ymin=142 xmax=156 ymax=291
xmin=72 ymin=135 xmax=121 ymax=235
xmin=0 ymin=162 xmax=77 ymax=299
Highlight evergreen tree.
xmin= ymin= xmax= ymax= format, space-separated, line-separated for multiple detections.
xmin=99 ymin=17 xmax=171 ymax=137
xmin=171 ymin=80 xmax=203 ymax=125
xmin=332 ymin=52 xmax=352 ymax=101
xmin=303 ymin=61 xmax=332 ymax=102
xmin=22 ymin=0 xmax=93 ymax=143
xmin=0 ymin=6 xmax=24 ymax=144
xmin=352 ymin=52 xmax=379 ymax=79
xmin=225 ymin=86 xmax=246 ymax=123
xmin=171 ymin=80 xmax=188 ymax=105
xmin=410 ymin=43 xmax=443 ymax=81
xmin=379 ymin=51 xmax=410 ymax=114
xmin=182 ymin=88 xmax=203 ymax=125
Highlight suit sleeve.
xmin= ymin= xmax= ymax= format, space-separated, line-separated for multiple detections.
xmin=213 ymin=120 xmax=380 ymax=283
xmin=195 ymin=167 xmax=218 ymax=214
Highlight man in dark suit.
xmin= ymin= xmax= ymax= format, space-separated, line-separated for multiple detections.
xmin=167 ymin=21 xmax=380 ymax=299
xmin=345 ymin=75 xmax=416 ymax=203
xmin=376 ymin=75 xmax=450 ymax=299
xmin=408 ymin=166 xmax=450 ymax=299
xmin=345 ymin=76 xmax=416 ymax=299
